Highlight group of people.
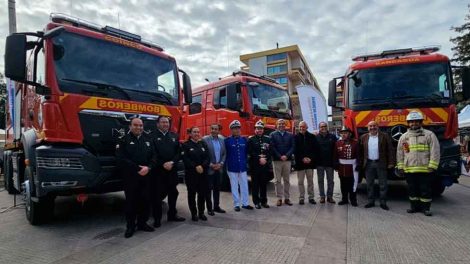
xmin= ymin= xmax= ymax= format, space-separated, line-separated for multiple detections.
xmin=116 ymin=110 xmax=440 ymax=238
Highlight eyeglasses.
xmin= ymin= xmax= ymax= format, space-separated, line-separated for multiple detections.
xmin=320 ymin=126 xmax=327 ymax=128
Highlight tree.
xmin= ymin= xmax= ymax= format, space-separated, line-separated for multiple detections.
xmin=0 ymin=73 xmax=6 ymax=129
xmin=450 ymin=5 xmax=470 ymax=112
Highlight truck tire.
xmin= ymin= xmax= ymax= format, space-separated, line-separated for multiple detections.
xmin=4 ymin=156 xmax=19 ymax=195
xmin=24 ymin=179 xmax=55 ymax=225
xmin=432 ymin=180 xmax=445 ymax=197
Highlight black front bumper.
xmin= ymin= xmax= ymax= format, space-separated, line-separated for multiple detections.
xmin=34 ymin=145 xmax=122 ymax=197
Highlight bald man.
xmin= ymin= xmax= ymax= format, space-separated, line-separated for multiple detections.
xmin=359 ymin=121 xmax=395 ymax=210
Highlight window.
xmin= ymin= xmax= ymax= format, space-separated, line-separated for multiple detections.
xmin=267 ymin=64 xmax=287 ymax=75
xmin=213 ymin=86 xmax=227 ymax=109
xmin=189 ymin=94 xmax=202 ymax=114
xmin=35 ymin=47 xmax=46 ymax=85
xmin=267 ymin=53 xmax=286 ymax=62
xmin=275 ymin=77 xmax=288 ymax=85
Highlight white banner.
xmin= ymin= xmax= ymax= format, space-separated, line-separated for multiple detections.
xmin=296 ymin=85 xmax=328 ymax=133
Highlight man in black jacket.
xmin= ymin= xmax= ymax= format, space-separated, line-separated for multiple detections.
xmin=150 ymin=116 xmax=185 ymax=228
xmin=116 ymin=117 xmax=155 ymax=238
xmin=247 ymin=120 xmax=271 ymax=209
xmin=315 ymin=122 xmax=337 ymax=204
xmin=294 ymin=121 xmax=319 ymax=205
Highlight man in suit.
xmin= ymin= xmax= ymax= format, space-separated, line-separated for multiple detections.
xmin=202 ymin=124 xmax=227 ymax=215
xmin=359 ymin=120 xmax=395 ymax=210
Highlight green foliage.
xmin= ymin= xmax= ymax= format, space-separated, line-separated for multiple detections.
xmin=451 ymin=5 xmax=470 ymax=112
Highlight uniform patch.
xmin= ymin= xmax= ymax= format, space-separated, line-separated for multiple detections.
xmin=130 ymin=141 xmax=135 ymax=145
xmin=116 ymin=144 xmax=120 ymax=149
xmin=146 ymin=142 xmax=150 ymax=147
xmin=202 ymin=147 xmax=205 ymax=152
xmin=190 ymin=148 xmax=194 ymax=151
xmin=158 ymin=138 xmax=162 ymax=141
xmin=172 ymin=138 xmax=176 ymax=142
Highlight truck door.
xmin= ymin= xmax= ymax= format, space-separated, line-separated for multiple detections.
xmin=187 ymin=93 xmax=205 ymax=134
xmin=213 ymin=84 xmax=244 ymax=137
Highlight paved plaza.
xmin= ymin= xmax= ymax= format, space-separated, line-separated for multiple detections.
xmin=1 ymin=174 xmax=470 ymax=264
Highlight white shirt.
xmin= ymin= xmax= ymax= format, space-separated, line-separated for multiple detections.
xmin=368 ymin=134 xmax=379 ymax=160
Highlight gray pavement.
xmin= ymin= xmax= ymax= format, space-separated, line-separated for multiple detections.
xmin=1 ymin=174 xmax=470 ymax=264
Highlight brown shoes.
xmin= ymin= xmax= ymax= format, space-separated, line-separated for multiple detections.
xmin=284 ymin=199 xmax=293 ymax=206
xmin=277 ymin=199 xmax=282 ymax=206
xmin=320 ymin=197 xmax=326 ymax=203
xmin=327 ymin=197 xmax=336 ymax=204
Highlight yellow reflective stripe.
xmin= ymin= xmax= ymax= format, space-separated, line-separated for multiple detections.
xmin=428 ymin=162 xmax=439 ymax=170
xmin=397 ymin=162 xmax=404 ymax=169
xmin=404 ymin=166 xmax=431 ymax=173
xmin=420 ymin=198 xmax=432 ymax=202
xmin=409 ymin=197 xmax=419 ymax=201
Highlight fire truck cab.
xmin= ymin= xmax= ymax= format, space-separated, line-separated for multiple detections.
xmin=184 ymin=71 xmax=294 ymax=137
xmin=328 ymin=47 xmax=470 ymax=195
xmin=3 ymin=14 xmax=192 ymax=224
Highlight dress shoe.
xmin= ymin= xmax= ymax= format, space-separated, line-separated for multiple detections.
xmin=299 ymin=199 xmax=305 ymax=205
xmin=350 ymin=200 xmax=358 ymax=207
xmin=423 ymin=210 xmax=433 ymax=216
xmin=407 ymin=208 xmax=418 ymax=214
xmin=191 ymin=215 xmax=198 ymax=221
xmin=327 ymin=197 xmax=336 ymax=204
xmin=380 ymin=204 xmax=390 ymax=211
xmin=242 ymin=205 xmax=254 ymax=210
xmin=309 ymin=199 xmax=317 ymax=205
xmin=168 ymin=215 xmax=185 ymax=222
xmin=124 ymin=227 xmax=135 ymax=238
xmin=199 ymin=214 xmax=208 ymax=221
xmin=338 ymin=200 xmax=348 ymax=205
xmin=214 ymin=207 xmax=226 ymax=213
xmin=208 ymin=211 xmax=215 ymax=216
xmin=234 ymin=206 xmax=241 ymax=212
xmin=364 ymin=203 xmax=375 ymax=208
xmin=153 ymin=221 xmax=161 ymax=228
xmin=277 ymin=199 xmax=282 ymax=206
xmin=137 ymin=223 xmax=155 ymax=232
xmin=320 ymin=197 xmax=326 ymax=204
xmin=284 ymin=199 xmax=293 ymax=206
xmin=261 ymin=203 xmax=270 ymax=208
xmin=255 ymin=204 xmax=262 ymax=209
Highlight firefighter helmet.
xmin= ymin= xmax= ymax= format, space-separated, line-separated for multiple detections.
xmin=406 ymin=111 xmax=424 ymax=121
xmin=229 ymin=120 xmax=242 ymax=129
xmin=255 ymin=120 xmax=265 ymax=128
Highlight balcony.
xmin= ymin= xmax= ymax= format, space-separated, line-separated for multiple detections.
xmin=288 ymin=68 xmax=306 ymax=83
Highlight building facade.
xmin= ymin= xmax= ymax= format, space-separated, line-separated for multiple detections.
xmin=240 ymin=45 xmax=321 ymax=122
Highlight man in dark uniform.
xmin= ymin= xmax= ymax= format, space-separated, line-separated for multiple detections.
xmin=247 ymin=120 xmax=271 ymax=209
xmin=116 ymin=117 xmax=155 ymax=238
xmin=151 ymin=116 xmax=185 ymax=228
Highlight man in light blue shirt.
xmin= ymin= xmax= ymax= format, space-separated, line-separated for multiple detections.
xmin=202 ymin=124 xmax=227 ymax=215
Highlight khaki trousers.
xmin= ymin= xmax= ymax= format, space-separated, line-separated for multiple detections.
xmin=297 ymin=169 xmax=314 ymax=200
xmin=273 ymin=161 xmax=291 ymax=199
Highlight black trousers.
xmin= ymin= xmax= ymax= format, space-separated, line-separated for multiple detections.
xmin=152 ymin=169 xmax=179 ymax=222
xmin=251 ymin=168 xmax=268 ymax=205
xmin=405 ymin=172 xmax=432 ymax=210
xmin=339 ymin=176 xmax=356 ymax=202
xmin=186 ymin=173 xmax=210 ymax=216
xmin=124 ymin=175 xmax=150 ymax=228
xmin=206 ymin=170 xmax=222 ymax=211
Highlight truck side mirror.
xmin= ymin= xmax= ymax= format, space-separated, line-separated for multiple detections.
xmin=461 ymin=67 xmax=470 ymax=100
xmin=5 ymin=34 xmax=27 ymax=82
xmin=226 ymin=83 xmax=239 ymax=111
xmin=180 ymin=70 xmax=192 ymax=104
xmin=328 ymin=79 xmax=337 ymax=107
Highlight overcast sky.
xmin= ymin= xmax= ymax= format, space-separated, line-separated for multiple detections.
xmin=0 ymin=0 xmax=468 ymax=97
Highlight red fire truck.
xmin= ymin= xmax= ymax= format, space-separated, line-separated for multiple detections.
xmin=328 ymin=46 xmax=470 ymax=195
xmin=184 ymin=71 xmax=294 ymax=137
xmin=3 ymin=14 xmax=192 ymax=224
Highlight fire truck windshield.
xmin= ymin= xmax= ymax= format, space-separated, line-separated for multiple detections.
xmin=52 ymin=31 xmax=179 ymax=105
xmin=249 ymin=83 xmax=291 ymax=119
xmin=348 ymin=62 xmax=451 ymax=110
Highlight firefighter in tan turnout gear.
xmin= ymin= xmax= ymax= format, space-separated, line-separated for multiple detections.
xmin=397 ymin=111 xmax=440 ymax=216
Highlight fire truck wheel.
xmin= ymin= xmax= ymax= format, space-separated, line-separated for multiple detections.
xmin=24 ymin=180 xmax=55 ymax=225
xmin=5 ymin=156 xmax=19 ymax=195
xmin=432 ymin=181 xmax=445 ymax=197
